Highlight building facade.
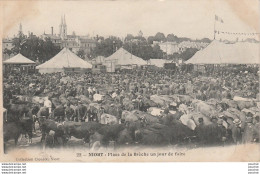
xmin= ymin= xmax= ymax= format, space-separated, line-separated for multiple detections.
xmin=2 ymin=38 xmax=13 ymax=51
xmin=154 ymin=41 xmax=180 ymax=55
xmin=2 ymin=38 xmax=14 ymax=61
xmin=41 ymin=15 xmax=97 ymax=57
xmin=153 ymin=40 xmax=209 ymax=55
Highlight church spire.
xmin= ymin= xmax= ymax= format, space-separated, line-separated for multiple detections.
xmin=59 ymin=16 xmax=63 ymax=38
xmin=64 ymin=14 xmax=66 ymax=25
xmin=18 ymin=23 xmax=23 ymax=36
xmin=60 ymin=16 xmax=63 ymax=25
xmin=60 ymin=15 xmax=67 ymax=40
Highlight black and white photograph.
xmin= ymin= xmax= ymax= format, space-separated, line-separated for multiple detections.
xmin=1 ymin=0 xmax=259 ymax=162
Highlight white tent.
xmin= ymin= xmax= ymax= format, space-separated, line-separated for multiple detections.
xmin=186 ymin=40 xmax=260 ymax=64
xmin=36 ymin=48 xmax=92 ymax=73
xmin=105 ymin=48 xmax=147 ymax=66
xmin=3 ymin=53 xmax=35 ymax=64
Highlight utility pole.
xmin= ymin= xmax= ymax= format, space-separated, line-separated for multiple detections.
xmin=166 ymin=41 xmax=168 ymax=59
xmin=113 ymin=40 xmax=116 ymax=53
xmin=214 ymin=16 xmax=216 ymax=40
xmin=130 ymin=40 xmax=132 ymax=59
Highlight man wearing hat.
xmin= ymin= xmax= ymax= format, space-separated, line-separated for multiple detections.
xmin=231 ymin=119 xmax=242 ymax=144
xmin=211 ymin=115 xmax=218 ymax=124
xmin=195 ymin=117 xmax=207 ymax=146
xmin=75 ymin=101 xmax=87 ymax=122
xmin=242 ymin=117 xmax=254 ymax=144
xmin=216 ymin=119 xmax=227 ymax=146
xmin=65 ymin=103 xmax=74 ymax=121
xmin=44 ymin=96 xmax=52 ymax=114
xmin=253 ymin=116 xmax=259 ymax=142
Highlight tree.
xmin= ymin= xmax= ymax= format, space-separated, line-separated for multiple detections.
xmin=90 ymin=36 xmax=123 ymax=57
xmin=154 ymin=32 xmax=166 ymax=42
xmin=77 ymin=49 xmax=85 ymax=58
xmin=151 ymin=44 xmax=164 ymax=59
xmin=3 ymin=48 xmax=12 ymax=57
xmin=123 ymin=40 xmax=151 ymax=61
xmin=179 ymin=48 xmax=199 ymax=61
xmin=125 ymin=34 xmax=134 ymax=42
xmin=178 ymin=37 xmax=191 ymax=43
xmin=200 ymin=38 xmax=211 ymax=43
xmin=147 ymin=36 xmax=155 ymax=44
xmin=167 ymin=34 xmax=179 ymax=42
xmin=9 ymin=36 xmax=61 ymax=63
xmin=134 ymin=36 xmax=146 ymax=42
xmin=11 ymin=34 xmax=27 ymax=54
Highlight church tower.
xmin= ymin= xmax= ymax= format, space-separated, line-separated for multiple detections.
xmin=59 ymin=16 xmax=63 ymax=39
xmin=18 ymin=23 xmax=23 ymax=37
xmin=59 ymin=15 xmax=67 ymax=40
xmin=63 ymin=15 xmax=67 ymax=39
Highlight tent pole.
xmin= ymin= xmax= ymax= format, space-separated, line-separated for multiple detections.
xmin=214 ymin=17 xmax=216 ymax=40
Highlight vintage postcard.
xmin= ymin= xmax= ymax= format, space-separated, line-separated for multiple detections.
xmin=0 ymin=0 xmax=259 ymax=162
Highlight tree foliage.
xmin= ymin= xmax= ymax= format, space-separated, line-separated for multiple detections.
xmin=90 ymin=36 xmax=123 ymax=58
xmin=7 ymin=35 xmax=61 ymax=63
xmin=154 ymin=32 xmax=166 ymax=42
xmin=76 ymin=49 xmax=85 ymax=58
xmin=166 ymin=34 xmax=178 ymax=42
xmin=170 ymin=47 xmax=199 ymax=61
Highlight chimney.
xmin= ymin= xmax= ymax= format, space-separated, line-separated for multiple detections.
xmin=51 ymin=27 xmax=54 ymax=35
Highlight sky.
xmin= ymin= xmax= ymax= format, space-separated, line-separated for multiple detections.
xmin=2 ymin=0 xmax=260 ymax=40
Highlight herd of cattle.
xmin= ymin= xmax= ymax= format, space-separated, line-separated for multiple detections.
xmin=3 ymin=91 xmax=260 ymax=151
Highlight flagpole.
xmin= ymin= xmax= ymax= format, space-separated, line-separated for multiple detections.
xmin=214 ymin=16 xmax=216 ymax=40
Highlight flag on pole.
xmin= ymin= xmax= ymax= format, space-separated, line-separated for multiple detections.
xmin=215 ymin=15 xmax=224 ymax=23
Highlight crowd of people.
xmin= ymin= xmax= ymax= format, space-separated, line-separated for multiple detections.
xmin=3 ymin=65 xmax=260 ymax=148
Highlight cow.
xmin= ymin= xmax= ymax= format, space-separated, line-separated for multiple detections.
xmin=5 ymin=103 xmax=37 ymax=144
xmin=89 ymin=132 xmax=104 ymax=149
xmin=5 ymin=103 xmax=30 ymax=122
xmin=191 ymin=99 xmax=217 ymax=117
xmin=51 ymin=98 xmax=61 ymax=108
xmin=134 ymin=122 xmax=195 ymax=146
xmin=236 ymin=100 xmax=255 ymax=110
xmin=63 ymin=121 xmax=102 ymax=143
xmin=121 ymin=110 xmax=139 ymax=123
xmin=3 ymin=122 xmax=23 ymax=152
xmin=52 ymin=105 xmax=65 ymax=122
xmin=39 ymin=119 xmax=67 ymax=147
xmin=78 ymin=95 xmax=92 ymax=104
xmin=20 ymin=117 xmax=34 ymax=144
xmin=100 ymin=113 xmax=119 ymax=125
xmin=177 ymin=95 xmax=193 ymax=105
xmin=140 ymin=97 xmax=158 ymax=112
xmin=122 ymin=98 xmax=135 ymax=111
xmin=131 ymin=110 xmax=160 ymax=125
xmin=147 ymin=107 xmax=164 ymax=117
xmin=134 ymin=123 xmax=171 ymax=145
xmin=117 ymin=128 xmax=134 ymax=145
xmin=195 ymin=121 xmax=227 ymax=146
xmin=96 ymin=124 xmax=126 ymax=146
xmin=150 ymin=95 xmax=172 ymax=107
xmin=221 ymin=99 xmax=238 ymax=109
xmin=37 ymin=107 xmax=50 ymax=118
